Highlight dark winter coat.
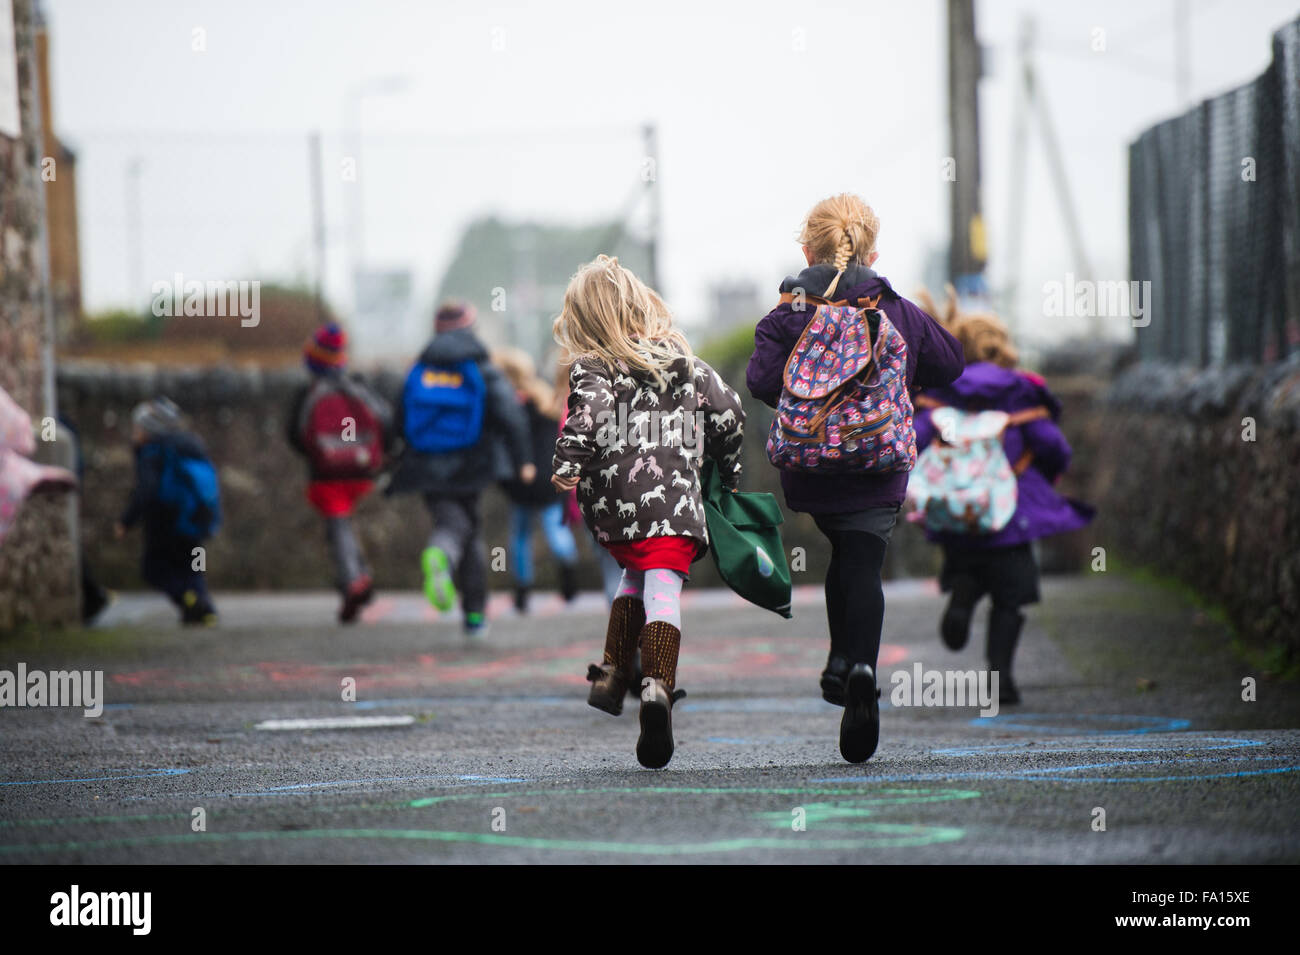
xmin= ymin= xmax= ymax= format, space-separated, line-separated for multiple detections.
xmin=913 ymin=361 xmax=1094 ymax=549
xmin=120 ymin=431 xmax=210 ymax=554
xmin=502 ymin=397 xmax=564 ymax=506
xmin=746 ymin=264 xmax=966 ymax=513
xmin=385 ymin=328 xmax=530 ymax=497
xmin=553 ymin=349 xmax=745 ymax=547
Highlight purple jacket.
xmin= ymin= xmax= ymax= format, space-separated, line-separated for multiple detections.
xmin=746 ymin=264 xmax=965 ymax=513
xmin=913 ymin=361 xmax=1095 ymax=550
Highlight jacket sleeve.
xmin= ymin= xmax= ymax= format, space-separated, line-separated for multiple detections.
xmin=483 ymin=365 xmax=530 ymax=472
xmin=895 ymin=296 xmax=965 ymax=391
xmin=696 ymin=359 xmax=746 ymax=488
xmin=120 ymin=447 xmax=159 ymax=528
xmin=746 ymin=308 xmax=793 ymax=409
xmin=553 ymin=358 xmax=612 ymax=479
xmin=286 ymin=385 xmax=308 ymax=455
xmin=1022 ymin=417 xmax=1072 ymax=482
xmin=914 ymin=407 xmax=937 ymax=452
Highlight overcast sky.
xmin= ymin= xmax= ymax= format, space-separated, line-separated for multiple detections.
xmin=42 ymin=0 xmax=1300 ymax=350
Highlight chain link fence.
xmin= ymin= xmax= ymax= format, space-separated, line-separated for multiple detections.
xmin=1129 ymin=16 xmax=1300 ymax=366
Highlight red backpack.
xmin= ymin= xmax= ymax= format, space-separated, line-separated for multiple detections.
xmin=298 ymin=378 xmax=385 ymax=479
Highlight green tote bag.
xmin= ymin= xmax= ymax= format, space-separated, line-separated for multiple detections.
xmin=700 ymin=460 xmax=793 ymax=618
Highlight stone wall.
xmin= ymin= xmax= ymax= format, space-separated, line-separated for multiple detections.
xmin=0 ymin=0 xmax=80 ymax=631
xmin=1088 ymin=357 xmax=1300 ymax=659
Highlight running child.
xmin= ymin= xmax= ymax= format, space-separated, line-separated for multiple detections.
xmin=288 ymin=323 xmax=393 ymax=623
xmin=494 ymin=346 xmax=581 ymax=612
xmin=114 ymin=397 xmax=221 ymax=625
xmin=746 ymin=193 xmax=965 ymax=763
xmin=910 ymin=296 xmax=1094 ymax=703
xmin=552 ymin=254 xmax=745 ymax=769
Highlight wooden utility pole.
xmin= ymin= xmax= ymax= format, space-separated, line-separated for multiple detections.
xmin=948 ymin=0 xmax=986 ymax=292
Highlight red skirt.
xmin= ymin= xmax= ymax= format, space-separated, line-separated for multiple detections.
xmin=603 ymin=536 xmax=704 ymax=575
xmin=306 ymin=479 xmax=374 ymax=517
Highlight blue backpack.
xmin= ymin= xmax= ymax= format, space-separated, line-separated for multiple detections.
xmin=402 ymin=359 xmax=487 ymax=453
xmin=154 ymin=444 xmax=222 ymax=540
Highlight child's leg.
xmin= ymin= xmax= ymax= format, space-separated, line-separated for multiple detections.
xmin=587 ymin=567 xmax=646 ymax=716
xmin=819 ymin=524 xmax=847 ymax=658
xmin=635 ymin=567 xmax=685 ymax=769
xmin=940 ymin=548 xmax=986 ymax=650
xmin=509 ymin=505 xmax=534 ymax=587
xmin=454 ymin=496 xmax=488 ymax=625
xmin=828 ymin=532 xmax=888 ymax=669
xmin=540 ymin=501 xmax=580 ymax=599
xmin=984 ymin=544 xmax=1039 ymax=703
xmin=639 ymin=568 xmax=684 ymax=689
xmin=326 ymin=516 xmax=366 ymax=592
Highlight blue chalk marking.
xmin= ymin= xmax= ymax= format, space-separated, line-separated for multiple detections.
xmin=0 ymin=768 xmax=190 ymax=787
xmin=812 ymin=755 xmax=1299 ymax=784
xmin=931 ymin=737 xmax=1265 ymax=757
xmin=968 ymin=713 xmax=1191 ymax=734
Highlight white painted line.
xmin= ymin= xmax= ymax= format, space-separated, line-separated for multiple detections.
xmin=254 ymin=715 xmax=416 ymax=731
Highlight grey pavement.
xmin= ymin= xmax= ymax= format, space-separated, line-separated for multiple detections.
xmin=1 ymin=574 xmax=1297 ymax=864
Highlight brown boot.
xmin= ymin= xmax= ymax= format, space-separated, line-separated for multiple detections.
xmin=636 ymin=621 xmax=686 ymax=769
xmin=586 ymin=595 xmax=645 ymax=716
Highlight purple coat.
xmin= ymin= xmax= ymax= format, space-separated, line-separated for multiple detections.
xmin=746 ymin=265 xmax=965 ymax=513
xmin=913 ymin=361 xmax=1095 ymax=550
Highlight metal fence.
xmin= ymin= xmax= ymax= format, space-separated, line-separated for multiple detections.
xmin=1129 ymin=16 xmax=1300 ymax=366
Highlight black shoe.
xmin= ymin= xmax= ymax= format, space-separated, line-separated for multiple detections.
xmin=840 ymin=663 xmax=880 ymax=764
xmin=820 ymin=653 xmax=850 ymax=706
xmin=339 ymin=575 xmax=374 ymax=624
xmin=514 ymin=586 xmax=530 ymax=614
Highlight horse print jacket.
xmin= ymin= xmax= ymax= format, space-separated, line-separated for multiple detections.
xmin=553 ymin=348 xmax=745 ymax=548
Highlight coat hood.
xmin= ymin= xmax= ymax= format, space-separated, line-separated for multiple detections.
xmin=778 ymin=264 xmax=890 ymax=302
xmin=417 ymin=327 xmax=489 ymax=365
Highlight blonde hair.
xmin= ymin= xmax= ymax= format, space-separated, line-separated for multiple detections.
xmin=799 ymin=193 xmax=881 ymax=299
xmin=914 ymin=283 xmax=1018 ymax=368
xmin=552 ymin=254 xmax=692 ymax=387
xmin=951 ymin=314 xmax=1018 ymax=368
xmin=493 ymin=346 xmax=556 ymax=414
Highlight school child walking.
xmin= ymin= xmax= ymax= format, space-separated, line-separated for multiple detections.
xmin=114 ymin=397 xmax=222 ymax=626
xmin=909 ymin=302 xmax=1094 ymax=703
xmin=288 ymin=323 xmax=393 ymax=623
xmin=552 ymin=254 xmax=745 ymax=769
xmin=493 ymin=347 xmax=581 ymax=612
xmin=386 ymin=301 xmax=533 ymax=637
xmin=746 ymin=193 xmax=965 ymax=763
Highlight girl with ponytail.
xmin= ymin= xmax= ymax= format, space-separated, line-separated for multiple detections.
xmin=746 ymin=193 xmax=966 ymax=764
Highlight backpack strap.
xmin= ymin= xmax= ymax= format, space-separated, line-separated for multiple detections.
xmin=778 ymin=292 xmax=881 ymax=310
xmin=1004 ymin=405 xmax=1051 ymax=428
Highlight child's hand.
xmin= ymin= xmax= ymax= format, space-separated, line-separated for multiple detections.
xmin=552 ymin=473 xmax=580 ymax=492
xmin=113 ymin=522 xmax=127 ymax=540
xmin=519 ymin=463 xmax=537 ymax=484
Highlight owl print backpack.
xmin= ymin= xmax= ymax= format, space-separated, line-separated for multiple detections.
xmin=766 ymin=296 xmax=917 ymax=474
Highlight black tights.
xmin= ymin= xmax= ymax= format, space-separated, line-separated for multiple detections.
xmin=818 ymin=526 xmax=889 ymax=670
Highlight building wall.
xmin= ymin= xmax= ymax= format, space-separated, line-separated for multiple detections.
xmin=0 ymin=0 xmax=80 ymax=630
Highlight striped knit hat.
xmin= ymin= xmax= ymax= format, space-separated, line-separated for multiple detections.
xmin=435 ymin=301 xmax=477 ymax=334
xmin=304 ymin=323 xmax=347 ymax=375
